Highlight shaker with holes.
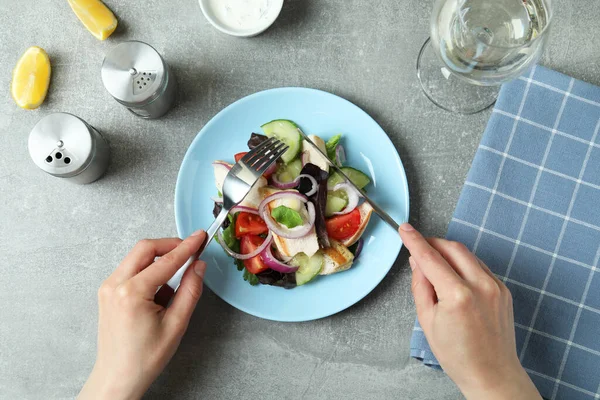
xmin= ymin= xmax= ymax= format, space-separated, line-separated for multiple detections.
xmin=101 ymin=40 xmax=177 ymax=119
xmin=28 ymin=113 xmax=110 ymax=184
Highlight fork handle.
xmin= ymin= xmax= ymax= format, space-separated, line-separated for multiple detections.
xmin=154 ymin=207 xmax=229 ymax=307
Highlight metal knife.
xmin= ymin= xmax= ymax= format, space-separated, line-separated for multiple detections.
xmin=297 ymin=129 xmax=402 ymax=231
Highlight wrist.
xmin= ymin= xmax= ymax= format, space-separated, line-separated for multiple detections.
xmin=460 ymin=364 xmax=541 ymax=400
xmin=78 ymin=365 xmax=144 ymax=400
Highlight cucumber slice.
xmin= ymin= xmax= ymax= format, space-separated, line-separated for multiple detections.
xmin=327 ymin=167 xmax=371 ymax=189
xmin=342 ymin=167 xmax=371 ymax=188
xmin=277 ymin=170 xmax=294 ymax=183
xmin=325 ymin=192 xmax=348 ymax=217
xmin=261 ymin=120 xmax=302 ymax=164
xmin=290 ymin=253 xmax=308 ymax=267
xmin=327 ymin=171 xmax=344 ymax=189
xmin=291 ymin=252 xmax=324 ymax=286
xmin=287 ymin=158 xmax=303 ymax=178
xmin=275 ymin=158 xmax=303 ymax=183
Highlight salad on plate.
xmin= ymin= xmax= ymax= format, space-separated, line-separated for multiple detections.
xmin=212 ymin=120 xmax=374 ymax=289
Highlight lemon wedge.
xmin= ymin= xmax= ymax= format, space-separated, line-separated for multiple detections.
xmin=68 ymin=0 xmax=118 ymax=40
xmin=11 ymin=46 xmax=51 ymax=110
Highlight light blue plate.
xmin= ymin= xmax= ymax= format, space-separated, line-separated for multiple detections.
xmin=175 ymin=87 xmax=410 ymax=322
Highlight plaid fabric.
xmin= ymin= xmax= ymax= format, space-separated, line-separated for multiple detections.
xmin=410 ymin=65 xmax=600 ymax=400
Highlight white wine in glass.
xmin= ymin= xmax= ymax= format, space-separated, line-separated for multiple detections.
xmin=417 ymin=0 xmax=553 ymax=114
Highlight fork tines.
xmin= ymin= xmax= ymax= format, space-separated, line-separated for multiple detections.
xmin=241 ymin=137 xmax=289 ymax=175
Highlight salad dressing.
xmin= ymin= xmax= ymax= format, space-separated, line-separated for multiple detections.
xmin=207 ymin=0 xmax=275 ymax=31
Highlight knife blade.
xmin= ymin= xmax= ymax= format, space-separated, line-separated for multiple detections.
xmin=297 ymin=129 xmax=402 ymax=231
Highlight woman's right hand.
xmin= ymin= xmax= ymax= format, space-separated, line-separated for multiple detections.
xmin=78 ymin=232 xmax=208 ymax=400
xmin=399 ymin=223 xmax=541 ymax=400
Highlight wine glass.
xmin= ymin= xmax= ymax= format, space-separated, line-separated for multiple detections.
xmin=417 ymin=0 xmax=554 ymax=114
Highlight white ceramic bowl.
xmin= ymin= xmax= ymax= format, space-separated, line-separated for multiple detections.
xmin=199 ymin=0 xmax=284 ymax=37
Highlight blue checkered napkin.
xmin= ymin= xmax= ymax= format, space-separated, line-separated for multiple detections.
xmin=410 ymin=65 xmax=600 ymax=400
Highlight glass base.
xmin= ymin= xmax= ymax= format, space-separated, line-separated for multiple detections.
xmin=416 ymin=38 xmax=499 ymax=115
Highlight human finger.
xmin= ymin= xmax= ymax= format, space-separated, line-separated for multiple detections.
xmin=410 ymin=257 xmax=436 ymax=330
xmin=134 ymin=231 xmax=206 ymax=292
xmin=427 ymin=238 xmax=489 ymax=284
xmin=163 ymin=260 xmax=206 ymax=337
xmin=399 ymin=224 xmax=463 ymax=296
xmin=475 ymin=256 xmax=505 ymax=287
xmin=109 ymin=238 xmax=183 ymax=286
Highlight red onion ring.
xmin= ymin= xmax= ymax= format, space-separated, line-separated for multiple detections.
xmin=271 ymin=174 xmax=318 ymax=196
xmin=335 ymin=144 xmax=346 ymax=167
xmin=261 ymin=245 xmax=299 ymax=273
xmin=299 ymin=174 xmax=318 ymax=197
xmin=258 ymin=192 xmax=316 ymax=239
xmin=229 ymin=205 xmax=259 ymax=215
xmin=354 ymin=238 xmax=364 ymax=260
xmin=264 ymin=162 xmax=278 ymax=177
xmin=217 ymin=230 xmax=273 ymax=260
xmin=331 ymin=183 xmax=359 ymax=215
xmin=271 ymin=173 xmax=299 ymax=190
xmin=273 ymin=246 xmax=292 ymax=262
xmin=212 ymin=161 xmax=232 ymax=170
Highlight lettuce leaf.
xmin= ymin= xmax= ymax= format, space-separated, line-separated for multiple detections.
xmin=271 ymin=205 xmax=303 ymax=229
xmin=325 ymin=134 xmax=342 ymax=162
xmin=243 ymin=269 xmax=259 ymax=285
xmin=220 ymin=214 xmax=239 ymax=252
xmin=256 ymin=269 xmax=297 ymax=289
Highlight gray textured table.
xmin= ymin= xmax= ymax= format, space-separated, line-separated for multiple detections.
xmin=0 ymin=1 xmax=597 ymax=399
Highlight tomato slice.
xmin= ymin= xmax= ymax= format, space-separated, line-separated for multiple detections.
xmin=234 ymin=152 xmax=248 ymax=163
xmin=325 ymin=208 xmax=361 ymax=241
xmin=234 ymin=151 xmax=276 ymax=178
xmin=240 ymin=235 xmax=268 ymax=274
xmin=235 ymin=212 xmax=268 ymax=238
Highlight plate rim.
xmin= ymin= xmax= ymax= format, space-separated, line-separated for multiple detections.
xmin=174 ymin=86 xmax=410 ymax=322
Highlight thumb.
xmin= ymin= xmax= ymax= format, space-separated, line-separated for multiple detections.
xmin=410 ymin=257 xmax=436 ymax=330
xmin=164 ymin=260 xmax=207 ymax=335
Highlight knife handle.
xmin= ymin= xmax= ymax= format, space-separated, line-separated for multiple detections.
xmin=363 ymin=197 xmax=401 ymax=231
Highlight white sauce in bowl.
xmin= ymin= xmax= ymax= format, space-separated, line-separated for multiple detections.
xmin=207 ymin=0 xmax=277 ymax=32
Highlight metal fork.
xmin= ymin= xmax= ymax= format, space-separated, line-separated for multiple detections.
xmin=154 ymin=137 xmax=289 ymax=307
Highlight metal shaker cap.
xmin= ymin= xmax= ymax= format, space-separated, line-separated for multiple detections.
xmin=101 ymin=41 xmax=166 ymax=107
xmin=28 ymin=113 xmax=94 ymax=178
